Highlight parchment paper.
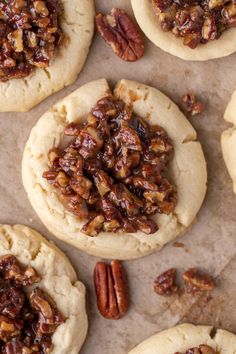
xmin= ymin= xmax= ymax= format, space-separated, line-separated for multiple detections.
xmin=1 ymin=0 xmax=236 ymax=353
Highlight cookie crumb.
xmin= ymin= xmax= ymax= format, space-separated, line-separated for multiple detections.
xmin=173 ymin=241 xmax=185 ymax=248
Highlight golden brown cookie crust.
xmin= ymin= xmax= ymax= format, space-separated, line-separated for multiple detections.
xmin=22 ymin=79 xmax=207 ymax=260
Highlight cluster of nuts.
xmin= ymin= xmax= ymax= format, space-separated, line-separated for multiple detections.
xmin=152 ymin=0 xmax=236 ymax=48
xmin=0 ymin=255 xmax=64 ymax=353
xmin=174 ymin=344 xmax=216 ymax=354
xmin=43 ymin=95 xmax=177 ymax=237
xmin=0 ymin=0 xmax=63 ymax=81
xmin=154 ymin=267 xmax=215 ymax=295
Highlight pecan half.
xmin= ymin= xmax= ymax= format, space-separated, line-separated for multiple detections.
xmin=154 ymin=268 xmax=178 ymax=295
xmin=183 ymin=268 xmax=215 ymax=295
xmin=96 ymin=8 xmax=144 ymax=62
xmin=94 ymin=260 xmax=129 ymax=320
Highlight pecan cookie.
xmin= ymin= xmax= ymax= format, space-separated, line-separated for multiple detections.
xmin=0 ymin=0 xmax=94 ymax=112
xmin=22 ymin=79 xmax=207 ymax=259
xmin=131 ymin=0 xmax=236 ymax=61
xmin=221 ymin=89 xmax=236 ymax=193
xmin=0 ymin=224 xmax=88 ymax=353
xmin=128 ymin=323 xmax=236 ymax=353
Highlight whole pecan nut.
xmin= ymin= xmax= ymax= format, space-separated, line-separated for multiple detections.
xmin=94 ymin=260 xmax=129 ymax=320
xmin=96 ymin=8 xmax=144 ymax=62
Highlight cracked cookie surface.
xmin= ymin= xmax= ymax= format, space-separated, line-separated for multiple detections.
xmin=22 ymin=79 xmax=207 ymax=260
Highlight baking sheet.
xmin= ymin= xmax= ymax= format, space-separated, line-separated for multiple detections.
xmin=1 ymin=0 xmax=236 ymax=353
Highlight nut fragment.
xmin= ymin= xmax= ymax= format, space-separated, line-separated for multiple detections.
xmin=30 ymin=288 xmax=64 ymax=334
xmin=183 ymin=268 xmax=215 ymax=295
xmin=154 ymin=268 xmax=178 ymax=295
xmin=96 ymin=8 xmax=144 ymax=62
xmin=0 ymin=255 xmax=40 ymax=286
xmin=94 ymin=260 xmax=129 ymax=320
xmin=8 ymin=30 xmax=23 ymax=52
xmin=182 ymin=92 xmax=205 ymax=116
xmin=81 ymin=214 xmax=105 ymax=236
xmin=0 ymin=0 xmax=63 ymax=81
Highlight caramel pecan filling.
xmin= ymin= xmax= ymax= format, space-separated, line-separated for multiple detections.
xmin=0 ymin=0 xmax=63 ymax=81
xmin=0 ymin=255 xmax=65 ymax=353
xmin=152 ymin=0 xmax=236 ymax=49
xmin=43 ymin=95 xmax=177 ymax=236
xmin=174 ymin=344 xmax=216 ymax=354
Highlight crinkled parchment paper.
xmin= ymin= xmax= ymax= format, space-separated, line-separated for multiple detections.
xmin=0 ymin=0 xmax=236 ymax=353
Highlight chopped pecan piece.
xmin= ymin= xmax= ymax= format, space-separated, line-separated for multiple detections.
xmin=103 ymin=220 xmax=121 ymax=232
xmin=114 ymin=150 xmax=140 ymax=179
xmin=101 ymin=197 xmax=122 ymax=223
xmin=0 ymin=255 xmax=40 ymax=286
xmin=154 ymin=268 xmax=178 ymax=295
xmin=109 ymin=184 xmax=143 ymax=217
xmin=58 ymin=149 xmax=81 ymax=174
xmin=150 ymin=137 xmax=173 ymax=154
xmin=96 ymin=8 xmax=144 ymax=62
xmin=133 ymin=176 xmax=158 ymax=191
xmin=182 ymin=92 xmax=205 ymax=116
xmin=0 ymin=286 xmax=25 ymax=319
xmin=135 ymin=216 xmax=158 ymax=234
xmin=60 ymin=194 xmax=88 ymax=219
xmin=143 ymin=179 xmax=176 ymax=214
xmin=0 ymin=315 xmax=22 ymax=342
xmin=64 ymin=123 xmax=81 ymax=136
xmin=93 ymin=171 xmax=113 ymax=197
xmin=122 ymin=218 xmax=137 ymax=233
xmin=79 ymin=126 xmax=104 ymax=159
xmin=81 ymin=214 xmax=105 ymax=237
xmin=94 ymin=260 xmax=129 ymax=320
xmin=30 ymin=288 xmax=64 ymax=334
xmin=117 ymin=122 xmax=142 ymax=151
xmin=183 ymin=268 xmax=215 ymax=295
xmin=70 ymin=176 xmax=92 ymax=200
